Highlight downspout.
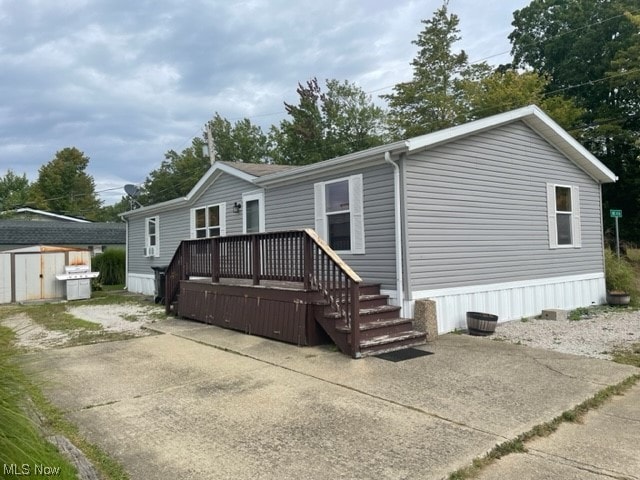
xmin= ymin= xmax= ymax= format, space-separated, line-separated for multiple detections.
xmin=384 ymin=151 xmax=404 ymax=315
xmin=123 ymin=216 xmax=129 ymax=291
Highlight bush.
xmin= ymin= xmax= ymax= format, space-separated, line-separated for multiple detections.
xmin=92 ymin=248 xmax=125 ymax=285
xmin=604 ymin=248 xmax=635 ymax=293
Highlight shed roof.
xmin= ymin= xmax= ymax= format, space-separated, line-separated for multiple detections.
xmin=0 ymin=220 xmax=126 ymax=246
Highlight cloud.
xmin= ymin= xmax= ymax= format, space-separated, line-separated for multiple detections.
xmin=0 ymin=0 xmax=530 ymax=204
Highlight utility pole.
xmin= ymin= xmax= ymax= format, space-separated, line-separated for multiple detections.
xmin=204 ymin=122 xmax=216 ymax=165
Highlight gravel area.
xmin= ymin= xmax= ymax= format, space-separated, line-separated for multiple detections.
xmin=482 ymin=308 xmax=640 ymax=359
xmin=1 ymin=304 xmax=165 ymax=350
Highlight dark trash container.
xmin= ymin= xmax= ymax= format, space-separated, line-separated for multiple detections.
xmin=466 ymin=311 xmax=498 ymax=336
xmin=151 ymin=265 xmax=168 ymax=304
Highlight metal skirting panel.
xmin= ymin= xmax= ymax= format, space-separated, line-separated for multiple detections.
xmin=127 ymin=274 xmax=155 ymax=295
xmin=176 ymin=281 xmax=317 ymax=346
xmin=410 ymin=273 xmax=606 ymax=334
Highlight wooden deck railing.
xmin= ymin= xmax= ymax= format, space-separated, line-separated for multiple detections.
xmin=164 ymin=229 xmax=362 ymax=356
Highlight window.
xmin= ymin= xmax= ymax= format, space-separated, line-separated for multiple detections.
xmin=314 ymin=175 xmax=364 ymax=254
xmin=191 ymin=204 xmax=226 ymax=239
xmin=145 ymin=216 xmax=159 ymax=257
xmin=547 ymin=183 xmax=581 ymax=248
xmin=325 ymin=180 xmax=351 ymax=250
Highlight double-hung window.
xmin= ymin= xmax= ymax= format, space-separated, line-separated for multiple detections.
xmin=314 ymin=174 xmax=365 ymax=254
xmin=547 ymin=183 xmax=581 ymax=248
xmin=191 ymin=203 xmax=226 ymax=239
xmin=144 ymin=216 xmax=159 ymax=257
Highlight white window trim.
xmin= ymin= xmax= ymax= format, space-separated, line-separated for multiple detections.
xmin=190 ymin=203 xmax=227 ymax=239
xmin=144 ymin=216 xmax=160 ymax=257
xmin=314 ymin=174 xmax=365 ymax=255
xmin=242 ymin=190 xmax=265 ymax=234
xmin=547 ymin=183 xmax=581 ymax=249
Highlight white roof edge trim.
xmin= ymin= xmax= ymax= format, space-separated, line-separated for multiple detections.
xmin=3 ymin=207 xmax=92 ymax=223
xmin=255 ymin=141 xmax=409 ymax=186
xmin=120 ymin=162 xmax=258 ymax=218
xmin=406 ymin=105 xmax=617 ymax=184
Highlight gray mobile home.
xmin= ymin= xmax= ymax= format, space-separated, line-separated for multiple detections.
xmin=122 ymin=106 xmax=616 ymax=350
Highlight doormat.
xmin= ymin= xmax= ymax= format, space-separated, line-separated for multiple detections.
xmin=375 ymin=348 xmax=433 ymax=362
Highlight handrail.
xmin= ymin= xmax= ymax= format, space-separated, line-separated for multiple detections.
xmin=302 ymin=228 xmax=361 ymax=283
xmin=164 ymin=229 xmax=362 ymax=357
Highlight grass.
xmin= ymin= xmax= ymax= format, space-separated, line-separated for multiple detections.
xmin=611 ymin=342 xmax=640 ymax=368
xmin=0 ymin=290 xmax=141 ymax=479
xmin=0 ymin=326 xmax=77 ymax=478
xmin=448 ymin=374 xmax=640 ymax=479
xmin=20 ymin=302 xmax=101 ymax=332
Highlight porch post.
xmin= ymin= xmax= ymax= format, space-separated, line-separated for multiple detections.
xmin=211 ymin=238 xmax=220 ymax=283
xmin=303 ymin=233 xmax=312 ymax=290
xmin=252 ymin=235 xmax=260 ymax=285
xmin=350 ymin=281 xmax=360 ymax=358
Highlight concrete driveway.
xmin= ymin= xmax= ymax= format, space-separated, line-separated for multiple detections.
xmin=24 ymin=319 xmax=638 ymax=479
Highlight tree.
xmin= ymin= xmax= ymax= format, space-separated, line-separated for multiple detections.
xmin=139 ymin=137 xmax=210 ymax=205
xmin=29 ymin=147 xmax=102 ymax=219
xmin=382 ymin=2 xmax=491 ymax=138
xmin=0 ymin=169 xmax=30 ymax=211
xmin=509 ymin=0 xmax=640 ymax=240
xmin=270 ymin=78 xmax=387 ymax=165
xmin=463 ymin=70 xmax=584 ymax=129
xmin=207 ymin=113 xmax=269 ymax=163
xmin=95 ymin=197 xmax=130 ymax=222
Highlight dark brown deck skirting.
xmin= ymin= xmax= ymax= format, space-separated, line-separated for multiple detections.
xmin=177 ymin=280 xmax=327 ymax=346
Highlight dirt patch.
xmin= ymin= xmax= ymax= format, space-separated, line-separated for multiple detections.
xmin=1 ymin=304 xmax=166 ymax=350
xmin=2 ymin=313 xmax=69 ymax=349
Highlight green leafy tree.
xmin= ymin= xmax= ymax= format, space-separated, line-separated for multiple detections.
xmin=463 ymin=70 xmax=584 ymax=128
xmin=208 ymin=113 xmax=269 ymax=163
xmin=382 ymin=2 xmax=491 ymax=138
xmin=270 ymin=78 xmax=387 ymax=165
xmin=509 ymin=0 xmax=640 ymax=240
xmin=0 ymin=169 xmax=30 ymax=211
xmin=95 ymin=197 xmax=130 ymax=222
xmin=139 ymin=137 xmax=209 ymax=205
xmin=29 ymin=147 xmax=102 ymax=219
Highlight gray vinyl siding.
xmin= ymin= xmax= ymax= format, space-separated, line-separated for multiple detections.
xmin=266 ymin=163 xmax=398 ymax=290
xmin=126 ymin=173 xmax=255 ymax=275
xmin=404 ymin=121 xmax=605 ymax=291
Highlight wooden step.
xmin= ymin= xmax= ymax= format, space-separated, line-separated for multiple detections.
xmin=335 ymin=317 xmax=412 ymax=333
xmin=324 ymin=304 xmax=401 ymax=320
xmin=358 ymin=331 xmax=427 ymax=357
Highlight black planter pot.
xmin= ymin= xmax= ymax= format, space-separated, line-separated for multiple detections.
xmin=466 ymin=311 xmax=498 ymax=336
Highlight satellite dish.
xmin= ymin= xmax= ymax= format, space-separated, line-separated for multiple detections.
xmin=124 ymin=184 xmax=140 ymax=197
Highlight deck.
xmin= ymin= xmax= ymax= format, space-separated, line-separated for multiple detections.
xmin=165 ymin=229 xmax=425 ymax=358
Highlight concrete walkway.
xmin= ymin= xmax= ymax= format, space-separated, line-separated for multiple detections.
xmin=476 ymin=382 xmax=640 ymax=480
xmin=23 ymin=318 xmax=639 ymax=479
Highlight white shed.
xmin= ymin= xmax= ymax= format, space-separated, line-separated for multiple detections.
xmin=0 ymin=245 xmax=92 ymax=303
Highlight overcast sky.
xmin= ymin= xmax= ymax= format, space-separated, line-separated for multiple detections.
xmin=0 ymin=0 xmax=531 ymax=205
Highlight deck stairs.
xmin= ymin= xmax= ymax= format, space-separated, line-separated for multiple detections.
xmin=314 ymin=283 xmax=426 ymax=358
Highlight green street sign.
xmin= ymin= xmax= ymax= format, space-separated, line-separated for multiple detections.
xmin=610 ymin=209 xmax=622 ymax=218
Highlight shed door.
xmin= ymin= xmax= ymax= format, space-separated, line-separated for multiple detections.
xmin=41 ymin=253 xmax=66 ymax=299
xmin=13 ymin=253 xmax=65 ymax=301
xmin=14 ymin=254 xmax=42 ymax=301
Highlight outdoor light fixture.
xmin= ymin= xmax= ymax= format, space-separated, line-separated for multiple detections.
xmin=233 ymin=202 xmax=242 ymax=213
